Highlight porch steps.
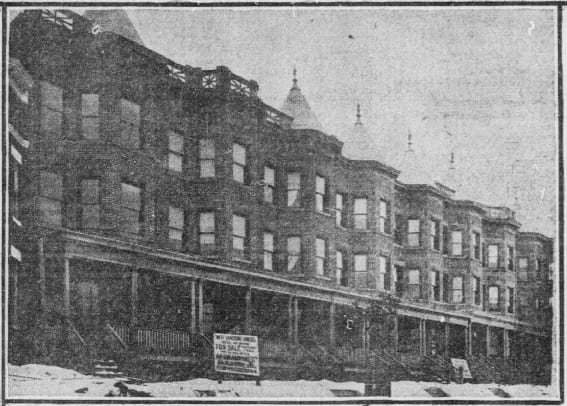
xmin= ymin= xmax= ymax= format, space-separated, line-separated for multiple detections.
xmin=93 ymin=359 xmax=124 ymax=378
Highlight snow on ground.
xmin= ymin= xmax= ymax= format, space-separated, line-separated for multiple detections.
xmin=7 ymin=363 xmax=557 ymax=399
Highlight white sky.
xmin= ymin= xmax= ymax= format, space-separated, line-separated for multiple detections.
xmin=11 ymin=7 xmax=559 ymax=236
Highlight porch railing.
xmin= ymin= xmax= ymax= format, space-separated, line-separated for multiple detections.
xmin=112 ymin=326 xmax=192 ymax=352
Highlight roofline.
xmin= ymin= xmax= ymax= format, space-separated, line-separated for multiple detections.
xmin=517 ymin=232 xmax=554 ymax=242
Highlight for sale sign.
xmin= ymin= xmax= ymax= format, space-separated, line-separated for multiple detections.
xmin=213 ymin=333 xmax=260 ymax=376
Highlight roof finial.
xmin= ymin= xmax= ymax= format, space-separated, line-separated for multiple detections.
xmin=449 ymin=152 xmax=455 ymax=170
xmin=293 ymin=65 xmax=297 ymax=86
xmin=407 ymin=131 xmax=413 ymax=152
xmin=355 ymin=104 xmax=362 ymax=125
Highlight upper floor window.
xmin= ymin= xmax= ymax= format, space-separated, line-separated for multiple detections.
xmin=232 ymin=143 xmax=247 ymax=183
xmin=335 ymin=193 xmax=345 ymax=227
xmin=473 ymin=232 xmax=481 ymax=260
xmin=452 ymin=276 xmax=463 ymax=303
xmin=39 ymin=171 xmax=63 ymax=226
xmin=315 ymin=175 xmax=327 ymax=212
xmin=518 ymin=257 xmax=529 ymax=279
xmin=287 ymin=172 xmax=301 ymax=207
xmin=379 ymin=200 xmax=390 ymax=234
xmin=199 ymin=212 xmax=216 ymax=253
xmin=199 ymin=138 xmax=215 ymax=177
xmin=263 ymin=232 xmax=274 ymax=271
xmin=120 ymin=182 xmax=142 ymax=235
xmin=407 ymin=219 xmax=420 ymax=247
xmin=408 ymin=269 xmax=421 ymax=299
xmin=442 ymin=224 xmax=449 ymax=255
xmin=394 ymin=214 xmax=403 ymax=245
xmin=451 ymin=230 xmax=463 ymax=256
xmin=354 ymin=198 xmax=368 ymax=230
xmin=472 ymin=276 xmax=481 ymax=305
xmin=40 ymin=81 xmax=63 ymax=136
xmin=287 ymin=236 xmax=301 ymax=273
xmin=263 ymin=166 xmax=275 ymax=203
xmin=315 ymin=238 xmax=326 ymax=276
xmin=506 ymin=287 xmax=514 ymax=313
xmin=507 ymin=246 xmax=514 ymax=271
xmin=232 ymin=214 xmax=247 ymax=257
xmin=378 ymin=256 xmax=389 ymax=291
xmin=354 ymin=254 xmax=367 ymax=273
xmin=430 ymin=270 xmax=440 ymax=301
xmin=80 ymin=179 xmax=100 ymax=229
xmin=119 ymin=99 xmax=140 ymax=148
xmin=81 ymin=94 xmax=99 ymax=140
xmin=488 ymin=286 xmax=499 ymax=311
xmin=336 ymin=250 xmax=346 ymax=286
xmin=168 ymin=131 xmax=183 ymax=172
xmin=430 ymin=219 xmax=440 ymax=251
xmin=168 ymin=206 xmax=184 ymax=250
xmin=395 ymin=266 xmax=404 ymax=297
xmin=488 ymin=244 xmax=499 ymax=268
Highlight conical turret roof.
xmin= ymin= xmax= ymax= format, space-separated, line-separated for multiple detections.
xmin=342 ymin=104 xmax=385 ymax=162
xmin=83 ymin=9 xmax=144 ymax=46
xmin=280 ymin=68 xmax=324 ymax=132
xmin=397 ymin=132 xmax=435 ymax=185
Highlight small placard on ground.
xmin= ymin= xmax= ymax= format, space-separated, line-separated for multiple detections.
xmin=450 ymin=358 xmax=472 ymax=380
xmin=213 ymin=333 xmax=260 ymax=376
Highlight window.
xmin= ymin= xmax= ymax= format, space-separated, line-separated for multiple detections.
xmin=263 ymin=166 xmax=275 ymax=203
xmin=518 ymin=257 xmax=529 ymax=279
xmin=442 ymin=225 xmax=449 ymax=255
xmin=287 ymin=172 xmax=301 ymax=207
xmin=287 ymin=237 xmax=301 ymax=273
xmin=263 ymin=232 xmax=274 ymax=271
xmin=315 ymin=238 xmax=326 ymax=275
xmin=315 ymin=175 xmax=326 ymax=212
xmin=379 ymin=200 xmax=390 ymax=234
xmin=473 ymin=232 xmax=481 ymax=260
xmin=378 ymin=256 xmax=388 ymax=291
xmin=168 ymin=131 xmax=183 ymax=172
xmin=199 ymin=212 xmax=215 ymax=252
xmin=354 ymin=198 xmax=368 ymax=230
xmin=81 ymin=94 xmax=99 ymax=140
xmin=39 ymin=171 xmax=63 ymax=226
xmin=430 ymin=270 xmax=440 ymax=301
xmin=452 ymin=276 xmax=463 ymax=303
xmin=232 ymin=143 xmax=247 ymax=183
xmin=40 ymin=81 xmax=62 ymax=136
xmin=507 ymin=246 xmax=514 ymax=271
xmin=408 ymin=270 xmax=421 ymax=299
xmin=394 ymin=214 xmax=403 ymax=244
xmin=232 ymin=214 xmax=247 ymax=257
xmin=119 ymin=99 xmax=140 ymax=148
xmin=335 ymin=193 xmax=345 ymax=227
xmin=507 ymin=287 xmax=514 ymax=313
xmin=488 ymin=286 xmax=499 ymax=311
xmin=443 ymin=274 xmax=450 ymax=303
xmin=430 ymin=219 xmax=440 ymax=251
xmin=472 ymin=276 xmax=481 ymax=305
xmin=336 ymin=250 xmax=346 ymax=286
xmin=168 ymin=206 xmax=184 ymax=250
xmin=395 ymin=266 xmax=404 ymax=296
xmin=488 ymin=245 xmax=499 ymax=268
xmin=408 ymin=219 xmax=420 ymax=247
xmin=354 ymin=254 xmax=368 ymax=289
xmin=80 ymin=179 xmax=100 ymax=229
xmin=199 ymin=138 xmax=215 ymax=177
xmin=451 ymin=231 xmax=463 ymax=256
xmin=120 ymin=182 xmax=142 ymax=235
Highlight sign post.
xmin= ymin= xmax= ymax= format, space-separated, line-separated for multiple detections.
xmin=213 ymin=333 xmax=260 ymax=382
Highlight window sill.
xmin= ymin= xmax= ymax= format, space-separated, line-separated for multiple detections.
xmin=232 ymin=256 xmax=251 ymax=264
xmin=314 ymin=210 xmax=332 ymax=218
xmin=353 ymin=229 xmax=373 ymax=233
xmin=314 ymin=274 xmax=332 ymax=281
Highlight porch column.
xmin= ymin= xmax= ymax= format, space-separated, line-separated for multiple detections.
xmin=38 ymin=237 xmax=46 ymax=312
xmin=361 ymin=314 xmax=367 ymax=355
xmin=131 ymin=270 xmax=139 ymax=326
xmin=190 ymin=280 xmax=196 ymax=337
xmin=329 ymin=302 xmax=336 ymax=348
xmin=444 ymin=323 xmax=450 ymax=358
xmin=393 ymin=315 xmax=399 ymax=353
xmin=63 ymin=256 xmax=70 ymax=318
xmin=197 ymin=280 xmax=204 ymax=334
xmin=288 ymin=296 xmax=294 ymax=344
xmin=244 ymin=286 xmax=252 ymax=334
xmin=419 ymin=319 xmax=425 ymax=356
xmin=486 ymin=326 xmax=491 ymax=357
xmin=503 ymin=329 xmax=510 ymax=359
xmin=293 ymin=297 xmax=299 ymax=345
xmin=466 ymin=321 xmax=472 ymax=357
